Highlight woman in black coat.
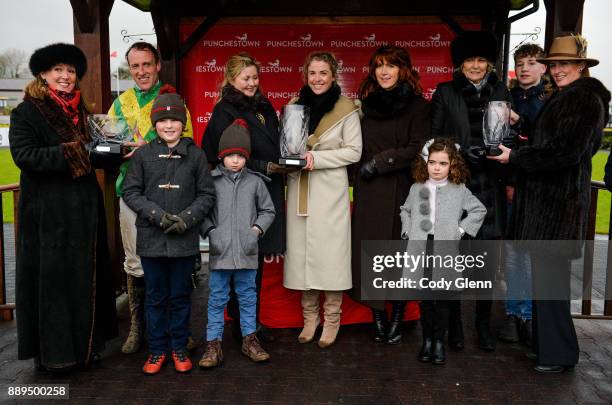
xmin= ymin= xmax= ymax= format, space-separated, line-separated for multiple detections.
xmin=9 ymin=43 xmax=117 ymax=371
xmin=202 ymin=52 xmax=285 ymax=342
xmin=490 ymin=34 xmax=610 ymax=373
xmin=430 ymin=31 xmax=513 ymax=352
xmin=351 ymin=45 xmax=429 ymax=344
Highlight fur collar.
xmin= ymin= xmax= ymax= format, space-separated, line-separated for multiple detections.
xmin=568 ymin=77 xmax=611 ymax=105
xmin=452 ymin=71 xmax=500 ymax=93
xmin=221 ymin=85 xmax=271 ymax=113
xmin=361 ymin=82 xmax=417 ymax=119
xmin=297 ymin=83 xmax=341 ymax=134
xmin=25 ymin=94 xmax=91 ymax=178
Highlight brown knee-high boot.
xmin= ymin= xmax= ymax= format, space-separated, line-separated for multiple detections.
xmin=122 ymin=274 xmax=145 ymax=354
xmin=318 ymin=291 xmax=342 ymax=348
xmin=298 ymin=289 xmax=321 ymax=343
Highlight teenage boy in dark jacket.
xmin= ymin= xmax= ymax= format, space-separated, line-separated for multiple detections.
xmin=499 ymin=44 xmax=549 ymax=345
xmin=123 ymin=93 xmax=216 ymax=375
xmin=198 ymin=119 xmax=275 ymax=368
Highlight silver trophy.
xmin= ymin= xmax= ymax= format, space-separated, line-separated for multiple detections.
xmin=279 ymin=105 xmax=309 ymax=167
xmin=87 ymin=114 xmax=133 ymax=154
xmin=482 ymin=101 xmax=511 ymax=156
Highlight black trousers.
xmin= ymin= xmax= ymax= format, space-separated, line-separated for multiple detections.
xmin=448 ymin=239 xmax=498 ymax=334
xmin=420 ymin=235 xmax=456 ymax=340
xmin=227 ymin=255 xmax=264 ymax=326
xmin=420 ymin=300 xmax=451 ymax=340
xmin=531 ymin=252 xmax=579 ymax=366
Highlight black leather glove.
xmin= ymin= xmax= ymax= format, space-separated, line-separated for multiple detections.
xmin=466 ymin=146 xmax=487 ymax=165
xmin=502 ymin=129 xmax=518 ymax=149
xmin=358 ymin=159 xmax=378 ymax=181
xmin=164 ymin=215 xmax=187 ymax=234
xmin=267 ymin=162 xmax=301 ymax=175
xmin=160 ymin=212 xmax=177 ymax=229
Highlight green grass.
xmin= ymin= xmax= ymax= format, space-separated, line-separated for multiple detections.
xmin=0 ymin=148 xmax=610 ymax=233
xmin=592 ymin=150 xmax=610 ymax=235
xmin=0 ymin=148 xmax=20 ymax=223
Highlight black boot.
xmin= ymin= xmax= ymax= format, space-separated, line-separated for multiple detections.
xmin=386 ymin=301 xmax=406 ymax=344
xmin=498 ymin=315 xmax=521 ymax=343
xmin=418 ymin=338 xmax=433 ymax=362
xmin=372 ymin=309 xmax=388 ymax=343
xmin=522 ymin=319 xmax=533 ymax=347
xmin=231 ymin=318 xmax=242 ymax=342
xmin=256 ymin=323 xmax=275 ymax=343
xmin=476 ymin=300 xmax=495 ymax=352
xmin=432 ymin=339 xmax=446 ymax=365
xmin=448 ymin=301 xmax=464 ymax=350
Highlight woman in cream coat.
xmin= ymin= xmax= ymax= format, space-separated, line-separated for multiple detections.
xmin=283 ymin=51 xmax=362 ymax=348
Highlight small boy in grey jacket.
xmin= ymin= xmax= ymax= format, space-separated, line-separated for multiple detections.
xmin=199 ymin=119 xmax=275 ymax=368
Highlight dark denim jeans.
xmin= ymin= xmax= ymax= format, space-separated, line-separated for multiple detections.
xmin=141 ymin=256 xmax=195 ymax=354
xmin=206 ymin=269 xmax=257 ymax=341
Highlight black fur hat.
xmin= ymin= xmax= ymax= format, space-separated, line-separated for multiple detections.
xmin=29 ymin=43 xmax=87 ymax=79
xmin=450 ymin=31 xmax=498 ymax=67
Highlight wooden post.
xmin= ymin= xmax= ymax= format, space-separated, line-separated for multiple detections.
xmin=71 ymin=0 xmax=123 ymax=291
xmin=151 ymin=2 xmax=180 ymax=88
xmin=544 ymin=0 xmax=584 ymax=50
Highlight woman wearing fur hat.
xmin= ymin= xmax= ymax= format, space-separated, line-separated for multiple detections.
xmin=9 ymin=43 xmax=118 ymax=371
xmin=351 ymin=45 xmax=429 ymax=344
xmin=430 ymin=30 xmax=513 ymax=352
xmin=283 ymin=51 xmax=362 ymax=348
xmin=202 ymin=52 xmax=285 ymax=342
xmin=489 ymin=34 xmax=611 ymax=373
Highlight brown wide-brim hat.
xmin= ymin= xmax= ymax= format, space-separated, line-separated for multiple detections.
xmin=537 ymin=35 xmax=599 ymax=67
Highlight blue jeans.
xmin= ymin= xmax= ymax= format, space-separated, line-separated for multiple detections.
xmin=141 ymin=256 xmax=195 ymax=354
xmin=206 ymin=269 xmax=257 ymax=341
xmin=504 ymin=241 xmax=532 ymax=320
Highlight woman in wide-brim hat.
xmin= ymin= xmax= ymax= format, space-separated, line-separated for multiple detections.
xmin=10 ymin=43 xmax=118 ymax=372
xmin=489 ymin=34 xmax=611 ymax=372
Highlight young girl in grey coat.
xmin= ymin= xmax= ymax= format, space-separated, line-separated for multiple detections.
xmin=400 ymin=138 xmax=486 ymax=365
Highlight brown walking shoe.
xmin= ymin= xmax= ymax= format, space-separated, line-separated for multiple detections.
xmin=241 ymin=333 xmax=270 ymax=362
xmin=198 ymin=340 xmax=223 ymax=368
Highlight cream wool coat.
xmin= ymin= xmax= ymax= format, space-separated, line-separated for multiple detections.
xmin=283 ymin=95 xmax=363 ymax=291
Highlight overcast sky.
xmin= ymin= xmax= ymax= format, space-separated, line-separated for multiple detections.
xmin=0 ymin=0 xmax=610 ymax=90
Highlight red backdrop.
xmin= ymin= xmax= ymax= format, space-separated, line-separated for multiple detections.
xmin=179 ymin=21 xmax=477 ymax=327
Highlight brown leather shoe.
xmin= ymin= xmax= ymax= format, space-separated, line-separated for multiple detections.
xmin=241 ymin=333 xmax=270 ymax=362
xmin=198 ymin=340 xmax=223 ymax=368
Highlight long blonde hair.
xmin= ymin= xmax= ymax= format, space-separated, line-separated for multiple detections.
xmin=220 ymin=52 xmax=260 ymax=90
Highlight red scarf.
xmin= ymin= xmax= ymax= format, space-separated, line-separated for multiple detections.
xmin=48 ymin=87 xmax=81 ymax=126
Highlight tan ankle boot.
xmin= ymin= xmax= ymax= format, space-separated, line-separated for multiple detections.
xmin=298 ymin=290 xmax=321 ymax=343
xmin=122 ymin=275 xmax=145 ymax=354
xmin=318 ymin=291 xmax=342 ymax=348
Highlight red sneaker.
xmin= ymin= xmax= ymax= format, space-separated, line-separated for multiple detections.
xmin=142 ymin=353 xmax=166 ymax=375
xmin=172 ymin=350 xmax=193 ymax=373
